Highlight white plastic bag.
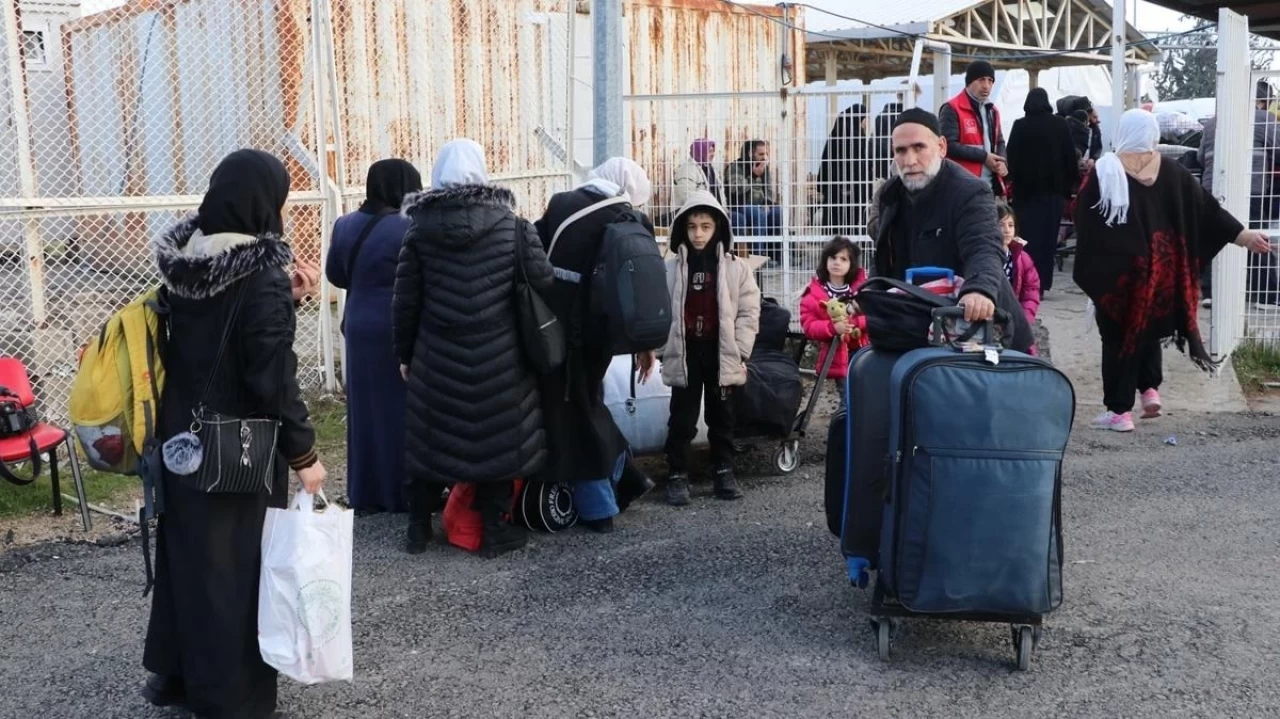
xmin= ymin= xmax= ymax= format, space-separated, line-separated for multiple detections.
xmin=258 ymin=489 xmax=354 ymax=684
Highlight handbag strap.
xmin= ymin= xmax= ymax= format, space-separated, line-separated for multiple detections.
xmin=547 ymin=196 xmax=629 ymax=260
xmin=344 ymin=209 xmax=395 ymax=278
xmin=196 ymin=280 xmax=252 ymax=408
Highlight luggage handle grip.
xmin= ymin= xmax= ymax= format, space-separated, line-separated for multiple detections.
xmin=905 ymin=266 xmax=955 ymax=285
xmin=929 ymin=306 xmax=1010 ymax=349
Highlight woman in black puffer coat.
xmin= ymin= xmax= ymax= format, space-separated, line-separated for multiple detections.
xmin=394 ymin=138 xmax=554 ymax=558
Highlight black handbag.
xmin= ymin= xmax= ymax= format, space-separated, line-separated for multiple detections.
xmin=513 ymin=223 xmax=566 ymax=374
xmin=175 ymin=281 xmax=280 ymax=494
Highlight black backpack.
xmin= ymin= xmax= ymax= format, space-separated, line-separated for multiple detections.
xmin=550 ymin=196 xmax=672 ymax=355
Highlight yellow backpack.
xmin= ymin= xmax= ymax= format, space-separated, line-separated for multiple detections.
xmin=68 ymin=289 xmax=166 ymax=480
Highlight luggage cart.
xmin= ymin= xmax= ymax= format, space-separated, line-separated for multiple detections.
xmin=734 ymin=331 xmax=840 ymax=474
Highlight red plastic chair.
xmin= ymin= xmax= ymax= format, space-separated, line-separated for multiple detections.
xmin=0 ymin=358 xmax=91 ymax=530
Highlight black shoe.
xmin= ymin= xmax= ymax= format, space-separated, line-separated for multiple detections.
xmin=582 ymin=517 xmax=615 ymax=533
xmin=405 ymin=518 xmax=432 ymax=554
xmin=479 ymin=522 xmax=528 ymax=559
xmin=615 ymin=464 xmax=656 ymax=512
xmin=665 ymin=472 xmax=691 ymax=506
xmin=141 ymin=674 xmax=185 ymax=708
xmin=713 ymin=466 xmax=743 ymax=500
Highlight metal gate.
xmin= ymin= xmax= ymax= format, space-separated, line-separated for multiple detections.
xmin=1210 ymin=8 xmax=1255 ymax=360
xmin=624 ymin=85 xmax=909 ymax=323
xmin=0 ymin=0 xmax=575 ymax=422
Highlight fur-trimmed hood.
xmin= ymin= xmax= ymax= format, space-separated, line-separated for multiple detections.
xmin=400 ymin=183 xmax=517 ymax=216
xmin=153 ymin=214 xmax=295 ymax=300
xmin=400 ymin=183 xmax=520 ymax=249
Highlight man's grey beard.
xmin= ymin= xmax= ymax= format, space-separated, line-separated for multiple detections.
xmin=897 ymin=155 xmax=943 ymax=192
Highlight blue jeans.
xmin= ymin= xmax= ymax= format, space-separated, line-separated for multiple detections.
xmin=571 ymin=452 xmax=628 ymax=521
xmin=733 ymin=205 xmax=782 ymax=259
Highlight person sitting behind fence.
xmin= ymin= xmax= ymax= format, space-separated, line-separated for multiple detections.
xmin=671 ymin=139 xmax=727 ymax=213
xmin=724 ymin=139 xmax=782 ymax=259
xmin=799 ymin=236 xmax=868 ymax=409
xmin=660 ymin=189 xmax=760 ymax=506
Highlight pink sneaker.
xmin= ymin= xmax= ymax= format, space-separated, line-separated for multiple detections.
xmin=1140 ymin=389 xmax=1162 ymax=418
xmin=1091 ymin=411 xmax=1135 ymax=432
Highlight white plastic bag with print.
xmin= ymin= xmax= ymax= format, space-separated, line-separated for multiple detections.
xmin=258 ymin=489 xmax=354 ymax=684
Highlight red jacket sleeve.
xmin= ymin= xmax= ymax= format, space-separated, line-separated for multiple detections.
xmin=800 ymin=285 xmax=837 ymax=341
xmin=1018 ymin=252 xmax=1041 ymax=321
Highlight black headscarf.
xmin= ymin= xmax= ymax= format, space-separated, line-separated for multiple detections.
xmin=360 ymin=158 xmax=423 ymax=214
xmin=1023 ymin=88 xmax=1053 ymax=116
xmin=198 ymin=149 xmax=291 ymax=237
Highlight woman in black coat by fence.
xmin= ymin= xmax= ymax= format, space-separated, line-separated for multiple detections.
xmin=818 ymin=104 xmax=868 ymax=234
xmin=142 ymin=149 xmax=326 ymax=719
xmin=1007 ymin=88 xmax=1080 ymax=294
xmin=394 ymin=138 xmax=554 ymax=557
xmin=535 ymin=158 xmax=659 ymax=533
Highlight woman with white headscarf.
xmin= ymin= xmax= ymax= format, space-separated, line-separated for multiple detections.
xmin=534 ymin=157 xmax=658 ymax=532
xmin=1073 ymin=110 xmax=1272 ymax=433
xmin=394 ymin=138 xmax=554 ymax=557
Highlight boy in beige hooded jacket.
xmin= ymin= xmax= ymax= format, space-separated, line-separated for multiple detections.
xmin=661 ymin=190 xmax=761 ymax=505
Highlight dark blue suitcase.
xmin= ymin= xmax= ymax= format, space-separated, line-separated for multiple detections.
xmin=878 ymin=340 xmax=1074 ymax=617
xmin=829 ymin=347 xmax=901 ymax=587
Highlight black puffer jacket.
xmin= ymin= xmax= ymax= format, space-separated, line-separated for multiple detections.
xmin=394 ymin=184 xmax=554 ymax=485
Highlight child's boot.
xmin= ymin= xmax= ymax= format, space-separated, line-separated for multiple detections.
xmin=665 ymin=472 xmax=691 ymax=506
xmin=713 ymin=465 xmax=743 ymax=500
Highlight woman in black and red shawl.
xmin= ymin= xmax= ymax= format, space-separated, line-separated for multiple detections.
xmin=1074 ymin=110 xmax=1273 ymax=433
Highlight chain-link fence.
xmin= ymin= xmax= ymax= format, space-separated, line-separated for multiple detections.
xmin=0 ymin=0 xmax=574 ymax=423
xmin=626 ymin=86 xmax=905 ymax=324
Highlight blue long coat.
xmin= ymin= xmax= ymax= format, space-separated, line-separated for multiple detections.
xmin=327 ymin=210 xmax=411 ymax=512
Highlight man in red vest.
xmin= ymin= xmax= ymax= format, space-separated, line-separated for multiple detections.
xmin=939 ymin=60 xmax=1008 ymax=198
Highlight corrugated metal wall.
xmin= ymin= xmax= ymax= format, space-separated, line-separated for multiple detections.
xmin=622 ymin=0 xmax=807 ymax=218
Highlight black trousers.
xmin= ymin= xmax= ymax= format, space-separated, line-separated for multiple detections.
xmin=1014 ymin=194 xmax=1067 ymax=293
xmin=1097 ymin=314 xmax=1163 ymax=414
xmin=407 ymin=477 xmax=450 ymax=522
xmin=665 ymin=340 xmax=736 ymax=472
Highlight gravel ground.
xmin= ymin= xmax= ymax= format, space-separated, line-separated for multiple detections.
xmin=3 ymin=402 xmax=1280 ymax=718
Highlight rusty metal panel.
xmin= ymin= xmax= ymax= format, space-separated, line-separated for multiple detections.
xmin=623 ymin=1 xmax=807 ymax=219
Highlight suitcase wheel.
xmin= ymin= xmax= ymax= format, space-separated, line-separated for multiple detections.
xmin=772 ymin=440 xmax=799 ymax=474
xmin=1011 ymin=625 xmax=1036 ymax=671
xmin=871 ymin=619 xmax=895 ymax=661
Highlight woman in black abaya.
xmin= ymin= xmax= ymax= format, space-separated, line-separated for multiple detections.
xmin=142 ymin=149 xmax=326 ymax=719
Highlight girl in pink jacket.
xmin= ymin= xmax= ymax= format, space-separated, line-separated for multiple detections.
xmin=800 ymin=237 xmax=868 ymax=405
xmin=998 ymin=202 xmax=1041 ymax=354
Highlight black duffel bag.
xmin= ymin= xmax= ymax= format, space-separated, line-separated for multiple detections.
xmin=735 ymin=349 xmax=803 ymax=438
xmin=855 ymin=277 xmax=1016 ymax=352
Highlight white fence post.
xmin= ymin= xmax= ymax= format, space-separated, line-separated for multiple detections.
xmin=1 ymin=0 xmax=47 ymax=332
xmin=1210 ymin=8 xmax=1251 ymax=361
xmin=310 ymin=0 xmax=338 ymax=393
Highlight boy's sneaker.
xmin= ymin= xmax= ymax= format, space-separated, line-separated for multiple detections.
xmin=665 ymin=472 xmax=691 ymax=506
xmin=712 ymin=465 xmax=743 ymax=500
xmin=1140 ymin=389 xmax=1162 ymax=418
xmin=1091 ymin=411 xmax=1135 ymax=432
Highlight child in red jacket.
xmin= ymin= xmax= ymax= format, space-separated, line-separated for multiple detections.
xmin=800 ymin=236 xmax=868 ymax=407
xmin=998 ymin=202 xmax=1041 ymax=355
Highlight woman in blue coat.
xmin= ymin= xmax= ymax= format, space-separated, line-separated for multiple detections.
xmin=326 ymin=159 xmax=422 ymax=514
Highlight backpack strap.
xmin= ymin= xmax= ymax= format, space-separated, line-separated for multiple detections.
xmin=0 ymin=436 xmax=43 ymax=486
xmin=548 ymin=195 xmax=631 ymax=263
xmin=344 ymin=209 xmax=395 ymax=278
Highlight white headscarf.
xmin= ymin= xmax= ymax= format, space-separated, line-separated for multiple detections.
xmin=431 ymin=138 xmax=489 ymax=189
xmin=581 ymin=157 xmax=652 ymax=208
xmin=1093 ymin=109 xmax=1161 ymax=226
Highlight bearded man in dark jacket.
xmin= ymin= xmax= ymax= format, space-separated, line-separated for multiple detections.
xmin=869 ymin=108 xmax=1035 ymax=352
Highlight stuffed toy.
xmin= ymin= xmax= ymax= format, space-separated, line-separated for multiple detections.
xmin=823 ymin=298 xmax=862 ymax=346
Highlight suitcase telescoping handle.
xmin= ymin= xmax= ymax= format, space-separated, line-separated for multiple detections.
xmin=929 ymin=306 xmax=1010 ymax=350
xmin=904 ymin=266 xmax=955 ymax=285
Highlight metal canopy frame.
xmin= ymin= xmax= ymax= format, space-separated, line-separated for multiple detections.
xmin=804 ymin=0 xmax=1155 ymax=82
